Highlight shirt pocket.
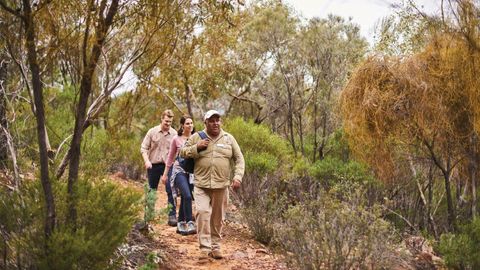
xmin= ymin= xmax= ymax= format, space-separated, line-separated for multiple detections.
xmin=151 ymin=134 xmax=161 ymax=147
xmin=214 ymin=143 xmax=232 ymax=158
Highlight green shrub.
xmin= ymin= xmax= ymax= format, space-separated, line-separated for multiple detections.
xmin=309 ymin=157 xmax=376 ymax=188
xmin=244 ymin=151 xmax=278 ymax=176
xmin=104 ymin=131 xmax=144 ymax=179
xmin=241 ymin=196 xmax=281 ymax=245
xmin=225 ymin=117 xmax=293 ymax=244
xmin=81 ymin=129 xmax=144 ymax=179
xmin=277 ymin=189 xmax=399 ymax=270
xmin=143 ymin=183 xmax=159 ymax=227
xmin=80 ymin=128 xmax=111 ymax=178
xmin=138 ymin=252 xmax=158 ymax=270
xmin=438 ymin=218 xmax=480 ymax=270
xmin=223 ymin=118 xmax=289 ymax=155
xmin=0 ymin=178 xmax=141 ymax=269
xmin=238 ymin=172 xmax=287 ymax=244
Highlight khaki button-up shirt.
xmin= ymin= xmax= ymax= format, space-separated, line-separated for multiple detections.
xmin=141 ymin=126 xmax=177 ymax=164
xmin=180 ymin=129 xmax=245 ymax=189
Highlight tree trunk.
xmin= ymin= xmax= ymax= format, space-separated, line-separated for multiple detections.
xmin=427 ymin=164 xmax=438 ymax=238
xmin=66 ymin=0 xmax=120 ymax=227
xmin=313 ymin=87 xmax=318 ymax=162
xmin=298 ymin=113 xmax=305 ymax=156
xmin=22 ymin=0 xmax=56 ymax=237
xmin=183 ymin=72 xmax=193 ymax=117
xmin=287 ymin=88 xmax=296 ymax=155
xmin=317 ymin=112 xmax=328 ymax=160
xmin=470 ymin=133 xmax=478 ymax=218
xmin=443 ymin=169 xmax=456 ymax=231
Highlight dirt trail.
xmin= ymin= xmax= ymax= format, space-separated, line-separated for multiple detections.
xmin=152 ymin=185 xmax=287 ymax=270
xmin=117 ymin=176 xmax=288 ymax=270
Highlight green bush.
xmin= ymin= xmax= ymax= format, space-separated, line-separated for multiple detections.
xmin=309 ymin=157 xmax=376 ymax=188
xmin=0 ymin=178 xmax=141 ymax=269
xmin=438 ymin=218 xmax=480 ymax=270
xmin=138 ymin=252 xmax=158 ymax=270
xmin=143 ymin=183 xmax=159 ymax=227
xmin=225 ymin=118 xmax=396 ymax=268
xmin=238 ymin=172 xmax=287 ymax=244
xmin=244 ymin=151 xmax=278 ymax=176
xmin=277 ymin=189 xmax=399 ymax=270
xmin=80 ymin=128 xmax=111 ymax=178
xmin=81 ymin=128 xmax=144 ymax=179
xmin=224 ymin=118 xmax=291 ymax=167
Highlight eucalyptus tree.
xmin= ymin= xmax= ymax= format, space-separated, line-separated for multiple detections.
xmin=146 ymin=1 xmax=245 ymax=119
xmin=0 ymin=0 xmax=57 ymax=238
xmin=230 ymin=2 xmax=302 ymax=154
xmin=299 ymin=15 xmax=367 ymax=161
xmin=225 ymin=2 xmax=367 ymax=158
xmin=0 ymin=0 xmax=243 ymax=233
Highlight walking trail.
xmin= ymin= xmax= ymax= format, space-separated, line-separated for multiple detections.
xmin=117 ymin=176 xmax=288 ymax=270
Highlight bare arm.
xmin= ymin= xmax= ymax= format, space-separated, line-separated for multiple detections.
xmin=161 ymin=137 xmax=178 ymax=183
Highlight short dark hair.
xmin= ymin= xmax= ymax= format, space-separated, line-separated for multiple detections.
xmin=177 ymin=115 xmax=195 ymax=136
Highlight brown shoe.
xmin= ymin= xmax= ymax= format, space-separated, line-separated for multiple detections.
xmin=209 ymin=249 xmax=223 ymax=259
xmin=198 ymin=250 xmax=211 ymax=264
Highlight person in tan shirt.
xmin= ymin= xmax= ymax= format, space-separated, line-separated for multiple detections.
xmin=141 ymin=109 xmax=178 ymax=226
xmin=180 ymin=110 xmax=244 ymax=260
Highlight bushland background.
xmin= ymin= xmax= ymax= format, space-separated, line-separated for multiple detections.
xmin=0 ymin=0 xmax=479 ymax=269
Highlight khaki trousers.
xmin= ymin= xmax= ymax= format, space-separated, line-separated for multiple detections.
xmin=194 ymin=187 xmax=227 ymax=251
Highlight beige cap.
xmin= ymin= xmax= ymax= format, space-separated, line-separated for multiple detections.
xmin=204 ymin=110 xmax=221 ymax=121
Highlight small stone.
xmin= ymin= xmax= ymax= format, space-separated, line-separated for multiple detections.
xmin=231 ymin=250 xmax=247 ymax=259
xmin=256 ymin=248 xmax=268 ymax=254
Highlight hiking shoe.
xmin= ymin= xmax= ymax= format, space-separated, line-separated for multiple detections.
xmin=209 ymin=249 xmax=223 ymax=259
xmin=186 ymin=221 xmax=197 ymax=235
xmin=176 ymin=221 xmax=187 ymax=235
xmin=167 ymin=215 xmax=177 ymax=227
xmin=197 ymin=249 xmax=212 ymax=264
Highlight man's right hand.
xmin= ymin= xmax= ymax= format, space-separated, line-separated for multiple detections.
xmin=145 ymin=161 xmax=152 ymax=169
xmin=197 ymin=138 xmax=210 ymax=150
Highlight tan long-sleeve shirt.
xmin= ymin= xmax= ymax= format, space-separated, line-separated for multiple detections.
xmin=180 ymin=129 xmax=244 ymax=189
xmin=141 ymin=126 xmax=177 ymax=164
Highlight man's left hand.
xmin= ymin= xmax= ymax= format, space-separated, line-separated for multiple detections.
xmin=231 ymin=179 xmax=241 ymax=190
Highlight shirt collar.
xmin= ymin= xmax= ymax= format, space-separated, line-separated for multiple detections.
xmin=158 ymin=126 xmax=172 ymax=135
xmin=204 ymin=129 xmax=224 ymax=141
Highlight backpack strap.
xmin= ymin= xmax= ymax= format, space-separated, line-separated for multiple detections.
xmin=197 ymin=131 xmax=208 ymax=153
xmin=198 ymin=131 xmax=208 ymax=140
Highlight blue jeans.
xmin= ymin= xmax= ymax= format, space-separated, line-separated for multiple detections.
xmin=175 ymin=172 xmax=194 ymax=222
xmin=147 ymin=163 xmax=175 ymax=216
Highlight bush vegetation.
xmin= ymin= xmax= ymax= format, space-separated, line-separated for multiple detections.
xmin=229 ymin=118 xmax=400 ymax=269
xmin=438 ymin=218 xmax=480 ymax=270
xmin=0 ymin=178 xmax=141 ymax=269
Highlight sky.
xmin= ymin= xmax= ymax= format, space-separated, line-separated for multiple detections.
xmin=284 ymin=0 xmax=441 ymax=44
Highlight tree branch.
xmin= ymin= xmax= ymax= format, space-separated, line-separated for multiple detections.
xmin=0 ymin=0 xmax=21 ymax=17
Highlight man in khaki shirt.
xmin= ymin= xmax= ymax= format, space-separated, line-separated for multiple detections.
xmin=180 ymin=110 xmax=244 ymax=260
xmin=141 ymin=109 xmax=178 ymax=225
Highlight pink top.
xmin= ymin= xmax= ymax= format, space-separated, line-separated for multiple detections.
xmin=166 ymin=135 xmax=187 ymax=168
